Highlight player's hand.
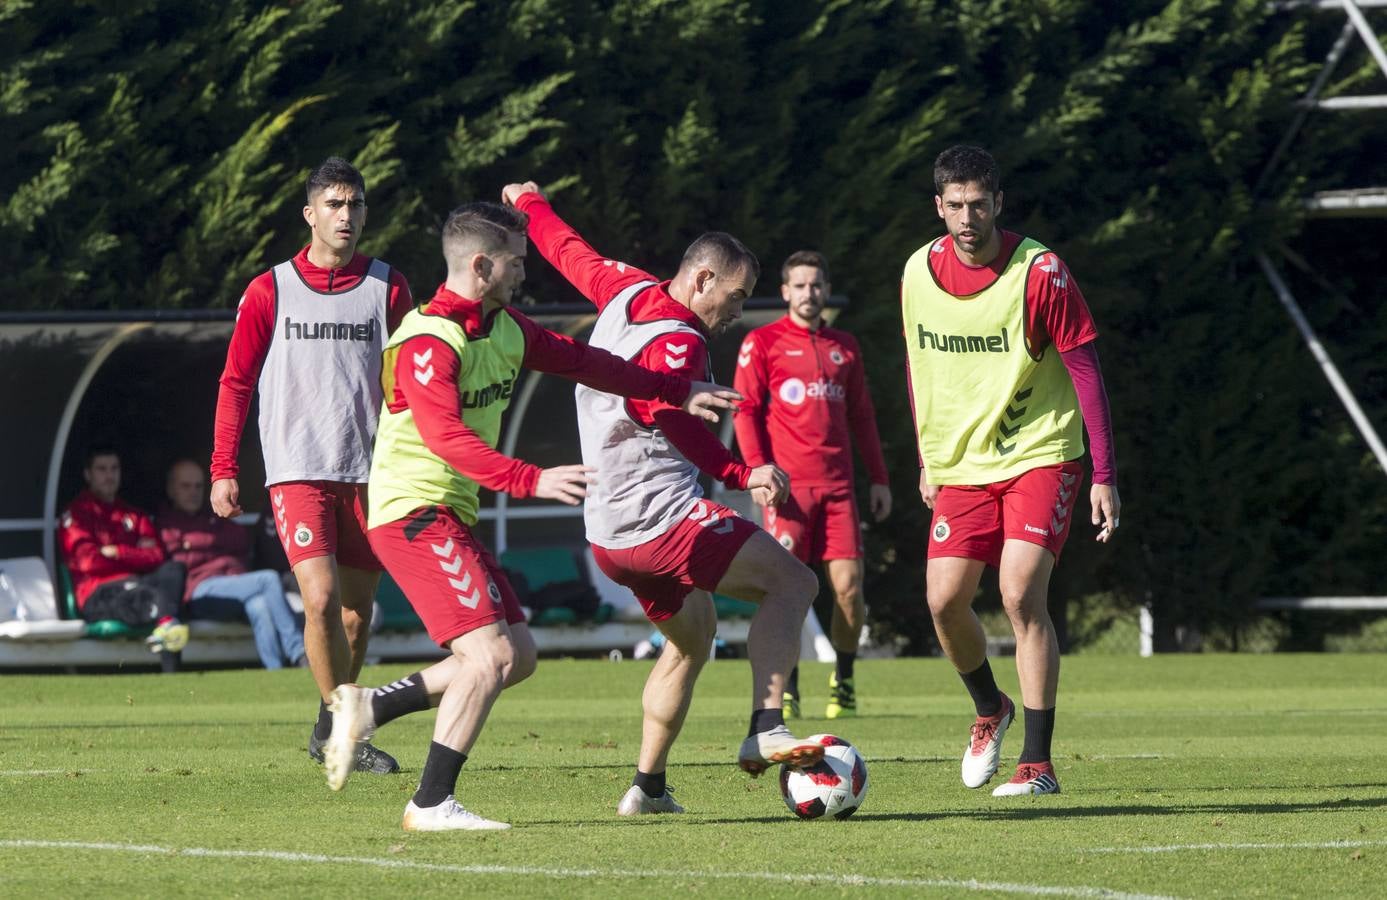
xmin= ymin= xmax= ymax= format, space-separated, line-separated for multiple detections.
xmin=210 ymin=478 xmax=242 ymax=518
xmin=682 ymin=381 xmax=741 ymax=423
xmin=869 ymin=483 xmax=892 ymax=521
xmin=501 ymin=181 xmax=544 ymax=206
xmin=100 ymin=545 xmax=119 ymax=559
xmin=747 ymin=464 xmax=789 ymax=507
xmin=535 ymin=464 xmax=597 ymax=506
xmin=918 ymin=470 xmax=940 ymax=509
xmin=1092 ymin=483 xmax=1121 ymax=543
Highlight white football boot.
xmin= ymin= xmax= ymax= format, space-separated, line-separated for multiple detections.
xmin=737 ymin=724 xmax=824 ymax=777
xmin=962 ymin=693 xmax=1014 ymax=789
xmin=616 ymin=784 xmax=685 ymax=815
xmin=325 ymin=684 xmax=376 ymax=791
xmin=402 ymin=796 xmax=511 ymax=831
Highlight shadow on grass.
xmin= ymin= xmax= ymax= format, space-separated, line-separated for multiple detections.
xmin=523 ymin=792 xmax=1387 ymax=827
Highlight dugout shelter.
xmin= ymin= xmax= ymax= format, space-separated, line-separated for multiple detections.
xmin=0 ymin=297 xmax=848 ymax=667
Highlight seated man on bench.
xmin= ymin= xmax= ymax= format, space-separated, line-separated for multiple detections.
xmin=158 ymin=459 xmax=306 ymax=670
xmin=58 ymin=447 xmax=188 ymax=670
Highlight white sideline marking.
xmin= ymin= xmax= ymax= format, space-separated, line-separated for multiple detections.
xmin=1087 ymin=839 xmax=1387 ymax=854
xmin=0 ymin=770 xmax=69 ymax=776
xmin=0 ymin=839 xmax=1179 ymax=899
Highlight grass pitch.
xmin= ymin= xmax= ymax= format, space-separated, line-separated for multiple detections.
xmin=0 ymin=654 xmax=1383 ymax=898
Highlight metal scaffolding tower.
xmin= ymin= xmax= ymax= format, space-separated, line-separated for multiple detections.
xmin=1257 ymin=0 xmax=1387 ymax=475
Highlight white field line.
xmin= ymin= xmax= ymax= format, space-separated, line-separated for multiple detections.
xmin=0 ymin=838 xmax=1179 ymax=900
xmin=0 ymin=770 xmax=71 ymax=776
xmin=877 ymin=754 xmax=1166 ymax=763
xmin=1086 ymin=839 xmax=1387 ymax=854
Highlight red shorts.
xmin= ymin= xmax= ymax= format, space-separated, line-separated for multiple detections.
xmin=367 ymin=506 xmax=525 ymax=647
xmin=927 ymin=461 xmax=1084 ymax=568
xmin=762 ymin=483 xmax=862 ymax=565
xmin=269 ymin=481 xmax=380 ymax=571
xmin=590 ymin=499 xmax=758 ymax=623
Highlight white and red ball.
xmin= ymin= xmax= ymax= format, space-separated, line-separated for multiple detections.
xmin=779 ymin=734 xmax=868 ymax=819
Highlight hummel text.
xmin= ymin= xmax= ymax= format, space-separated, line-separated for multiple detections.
xmin=916 ymin=324 xmax=1010 ymax=354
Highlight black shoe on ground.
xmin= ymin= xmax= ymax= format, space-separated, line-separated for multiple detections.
xmin=308 ymin=729 xmax=399 ymax=774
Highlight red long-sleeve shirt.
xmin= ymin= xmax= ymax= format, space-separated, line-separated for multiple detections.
xmin=210 ymin=246 xmax=414 ymax=481
xmin=515 ymin=192 xmax=751 ymax=490
xmin=58 ymin=491 xmax=167 ymax=608
xmin=733 ymin=316 xmax=890 ymax=488
xmin=156 ymin=506 xmax=251 ymax=601
xmin=385 ymin=286 xmax=695 ymax=497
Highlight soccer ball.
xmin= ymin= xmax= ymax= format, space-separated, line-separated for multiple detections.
xmin=779 ymin=734 xmax=868 ymax=819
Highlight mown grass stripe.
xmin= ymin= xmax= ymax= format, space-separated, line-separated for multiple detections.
xmin=0 ymin=838 xmax=1179 ymax=899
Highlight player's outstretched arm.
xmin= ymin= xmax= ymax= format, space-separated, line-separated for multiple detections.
xmin=1091 ymin=483 xmax=1120 ymax=543
xmin=534 ymin=465 xmax=596 ymax=506
xmin=504 ymin=182 xmax=656 ymax=310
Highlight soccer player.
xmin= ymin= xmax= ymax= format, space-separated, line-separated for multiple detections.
xmin=210 ymin=157 xmax=413 ymax=775
xmin=503 ymin=181 xmax=826 ymax=818
xmin=901 ymin=145 xmax=1120 ymax=796
xmin=323 ymin=201 xmax=742 ymax=831
xmin=733 ymin=251 xmax=892 ymax=720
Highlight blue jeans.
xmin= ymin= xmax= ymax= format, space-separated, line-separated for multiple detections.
xmin=189 ymin=570 xmax=305 ymax=670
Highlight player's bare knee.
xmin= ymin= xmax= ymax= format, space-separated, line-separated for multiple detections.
xmin=508 ymin=643 xmax=538 ymax=685
xmin=926 ymin=586 xmax=968 ymax=621
xmin=771 ymin=557 xmax=817 ymax=610
xmin=300 ymin=587 xmax=339 ymax=622
xmin=1000 ymin=587 xmax=1048 ymax=628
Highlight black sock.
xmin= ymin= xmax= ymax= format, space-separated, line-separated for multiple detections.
xmin=370 ymin=673 xmax=430 ymax=728
xmin=413 ymin=741 xmax=468 ymax=808
xmin=632 ymin=769 xmax=666 ymax=798
xmin=1019 ymin=706 xmax=1056 ymax=764
xmin=749 ymin=707 xmax=784 ymax=737
xmin=159 ymin=650 xmax=180 ymax=674
xmin=786 ymin=665 xmax=799 ymax=697
xmin=959 ymin=659 xmax=1003 ymax=718
xmin=313 ymin=700 xmax=333 ymax=740
xmin=836 ymin=651 xmax=855 ymax=682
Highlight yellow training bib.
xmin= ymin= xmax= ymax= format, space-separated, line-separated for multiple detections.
xmin=901 ymin=237 xmax=1084 ymax=485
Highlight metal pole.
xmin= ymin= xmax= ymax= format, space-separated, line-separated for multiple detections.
xmin=42 ymin=323 xmax=152 ymax=579
xmin=1343 ymin=0 xmax=1387 ymax=79
xmin=1252 ymin=20 xmax=1357 ymax=199
xmin=1256 ymin=252 xmax=1387 ymax=474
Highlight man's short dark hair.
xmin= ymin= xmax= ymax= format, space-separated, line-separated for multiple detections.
xmin=84 ymin=446 xmax=119 ymax=468
xmin=933 ymin=145 xmax=1000 ymax=196
xmin=306 ymin=157 xmax=366 ymax=203
xmin=780 ymin=250 xmax=829 ymax=285
xmin=680 ymin=232 xmax=760 ymax=282
xmin=441 ymin=202 xmax=529 ymax=270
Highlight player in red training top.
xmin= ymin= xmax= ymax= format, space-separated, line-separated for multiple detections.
xmin=901 ymin=145 xmax=1121 ymax=797
xmin=504 ymin=180 xmax=827 ymax=818
xmin=58 ymin=447 xmax=189 ymax=670
xmin=318 ymin=201 xmax=740 ymax=831
xmin=209 ymin=157 xmax=413 ymax=776
xmin=734 ymin=251 xmax=892 ymax=720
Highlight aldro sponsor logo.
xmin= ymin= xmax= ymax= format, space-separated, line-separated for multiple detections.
xmin=462 ymin=369 xmax=517 ymax=410
xmin=916 ymin=324 xmax=1010 ymax=354
xmin=778 ymin=377 xmax=846 ymax=406
xmin=283 ymin=317 xmax=378 ymax=342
